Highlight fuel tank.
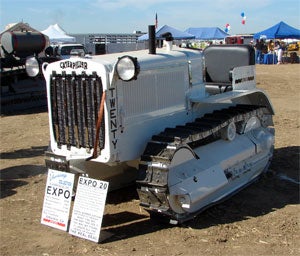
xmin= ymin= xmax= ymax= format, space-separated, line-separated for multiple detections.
xmin=0 ymin=31 xmax=48 ymax=58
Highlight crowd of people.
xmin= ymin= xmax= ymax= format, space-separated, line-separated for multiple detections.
xmin=254 ymin=39 xmax=286 ymax=64
xmin=180 ymin=38 xmax=289 ymax=65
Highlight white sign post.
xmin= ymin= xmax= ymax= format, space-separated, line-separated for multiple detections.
xmin=69 ymin=176 xmax=109 ymax=243
xmin=41 ymin=169 xmax=75 ymax=231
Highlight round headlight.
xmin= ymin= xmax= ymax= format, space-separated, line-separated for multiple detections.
xmin=25 ymin=56 xmax=40 ymax=77
xmin=116 ymin=56 xmax=139 ymax=81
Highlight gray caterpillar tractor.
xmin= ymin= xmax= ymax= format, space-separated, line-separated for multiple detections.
xmin=32 ymin=26 xmax=274 ymax=224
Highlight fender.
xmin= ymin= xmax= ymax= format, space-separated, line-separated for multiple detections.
xmin=192 ymin=88 xmax=275 ymax=116
xmin=238 ymin=88 xmax=275 ymax=115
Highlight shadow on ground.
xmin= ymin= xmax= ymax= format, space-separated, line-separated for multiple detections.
xmin=0 ymin=164 xmax=47 ymax=199
xmin=0 ymin=146 xmax=48 ymax=159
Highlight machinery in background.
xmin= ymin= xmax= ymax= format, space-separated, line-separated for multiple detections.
xmin=0 ymin=30 xmax=50 ymax=113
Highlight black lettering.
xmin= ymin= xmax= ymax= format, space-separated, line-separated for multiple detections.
xmin=110 ymin=119 xmax=117 ymax=130
xmin=109 ymin=98 xmax=116 ymax=108
xmin=108 ymin=87 xmax=118 ymax=149
xmin=83 ymin=178 xmax=88 ymax=185
xmin=64 ymin=190 xmax=70 ymax=199
xmin=99 ymin=182 xmax=107 ymax=189
xmin=47 ymin=185 xmax=71 ymax=198
xmin=88 ymin=180 xmax=97 ymax=187
xmin=60 ymin=61 xmax=88 ymax=70
xmin=111 ymin=129 xmax=117 ymax=139
xmin=109 ymin=88 xmax=115 ymax=97
xmin=47 ymin=185 xmax=52 ymax=194
xmin=110 ymin=109 xmax=116 ymax=119
xmin=52 ymin=187 xmax=58 ymax=196
xmin=112 ymin=139 xmax=117 ymax=149
xmin=80 ymin=177 xmax=99 ymax=187
xmin=99 ymin=182 xmax=108 ymax=190
xmin=58 ymin=188 xmax=63 ymax=196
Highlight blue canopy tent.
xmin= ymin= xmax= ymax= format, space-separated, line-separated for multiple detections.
xmin=253 ymin=21 xmax=300 ymax=39
xmin=185 ymin=27 xmax=229 ymax=40
xmin=138 ymin=25 xmax=195 ymax=40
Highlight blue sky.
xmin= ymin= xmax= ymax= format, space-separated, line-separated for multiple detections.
xmin=0 ymin=0 xmax=299 ymax=35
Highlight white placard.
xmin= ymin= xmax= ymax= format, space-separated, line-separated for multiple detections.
xmin=41 ymin=169 xmax=75 ymax=231
xmin=69 ymin=176 xmax=109 ymax=243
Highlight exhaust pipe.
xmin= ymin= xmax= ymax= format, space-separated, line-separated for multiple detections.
xmin=148 ymin=25 xmax=156 ymax=54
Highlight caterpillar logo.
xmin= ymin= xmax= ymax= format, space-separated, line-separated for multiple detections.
xmin=60 ymin=60 xmax=88 ymax=70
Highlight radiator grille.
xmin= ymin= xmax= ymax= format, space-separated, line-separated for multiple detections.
xmin=50 ymin=71 xmax=105 ymax=152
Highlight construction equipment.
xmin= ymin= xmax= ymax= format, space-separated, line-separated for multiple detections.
xmin=37 ymin=26 xmax=275 ymax=224
xmin=0 ymin=31 xmax=48 ymax=67
xmin=0 ymin=31 xmax=50 ymax=113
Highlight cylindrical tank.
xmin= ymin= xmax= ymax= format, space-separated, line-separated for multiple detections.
xmin=0 ymin=31 xmax=47 ymax=58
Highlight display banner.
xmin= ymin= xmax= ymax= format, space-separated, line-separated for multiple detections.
xmin=41 ymin=169 xmax=75 ymax=231
xmin=69 ymin=176 xmax=109 ymax=243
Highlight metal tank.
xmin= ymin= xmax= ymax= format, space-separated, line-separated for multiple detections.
xmin=0 ymin=31 xmax=47 ymax=58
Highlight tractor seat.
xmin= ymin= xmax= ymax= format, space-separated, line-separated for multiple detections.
xmin=203 ymin=45 xmax=255 ymax=94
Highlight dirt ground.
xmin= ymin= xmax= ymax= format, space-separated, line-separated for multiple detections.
xmin=0 ymin=63 xmax=299 ymax=256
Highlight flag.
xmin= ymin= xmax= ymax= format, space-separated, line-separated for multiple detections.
xmin=155 ymin=13 xmax=158 ymax=29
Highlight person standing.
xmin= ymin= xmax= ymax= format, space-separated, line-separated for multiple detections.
xmin=255 ymin=39 xmax=264 ymax=64
xmin=268 ymin=40 xmax=274 ymax=53
xmin=274 ymin=41 xmax=283 ymax=64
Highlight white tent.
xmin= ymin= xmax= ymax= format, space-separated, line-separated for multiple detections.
xmin=53 ymin=23 xmax=67 ymax=34
xmin=41 ymin=24 xmax=75 ymax=43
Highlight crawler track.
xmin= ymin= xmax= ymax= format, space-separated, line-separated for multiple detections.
xmin=137 ymin=104 xmax=267 ymax=222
